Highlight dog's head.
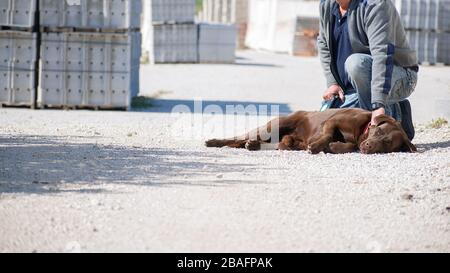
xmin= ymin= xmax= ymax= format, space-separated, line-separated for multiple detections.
xmin=360 ymin=115 xmax=417 ymax=154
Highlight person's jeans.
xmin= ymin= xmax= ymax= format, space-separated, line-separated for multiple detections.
xmin=333 ymin=53 xmax=418 ymax=121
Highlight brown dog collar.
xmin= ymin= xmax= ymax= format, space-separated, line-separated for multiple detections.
xmin=358 ymin=122 xmax=372 ymax=145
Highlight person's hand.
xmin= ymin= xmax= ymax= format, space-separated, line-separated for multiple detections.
xmin=323 ymin=84 xmax=345 ymax=102
xmin=371 ymin=107 xmax=385 ymax=125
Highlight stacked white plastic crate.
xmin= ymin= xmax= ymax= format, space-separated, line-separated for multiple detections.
xmin=199 ymin=0 xmax=246 ymax=50
xmin=196 ymin=0 xmax=239 ymax=63
xmin=0 ymin=0 xmax=38 ymax=108
xmin=149 ymin=0 xmax=198 ymax=63
xmin=38 ymin=0 xmax=142 ymax=110
xmin=143 ymin=0 xmax=238 ymax=63
xmin=200 ymin=0 xmax=236 ymax=23
xmin=396 ymin=0 xmax=450 ymax=64
xmin=198 ymin=23 xmax=236 ymax=63
xmin=151 ymin=23 xmax=198 ymax=63
xmin=150 ymin=0 xmax=197 ymax=23
xmin=39 ymin=0 xmax=142 ymax=30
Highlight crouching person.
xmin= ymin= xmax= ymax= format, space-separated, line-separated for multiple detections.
xmin=318 ymin=0 xmax=418 ymax=140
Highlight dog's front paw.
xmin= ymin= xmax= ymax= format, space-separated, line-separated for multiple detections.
xmin=328 ymin=142 xmax=340 ymax=153
xmin=308 ymin=141 xmax=324 ymax=154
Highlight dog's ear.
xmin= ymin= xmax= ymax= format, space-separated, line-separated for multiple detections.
xmin=400 ymin=134 xmax=417 ymax=153
xmin=393 ymin=119 xmax=417 ymax=153
xmin=402 ymin=138 xmax=417 ymax=153
xmin=373 ymin=114 xmax=396 ymax=126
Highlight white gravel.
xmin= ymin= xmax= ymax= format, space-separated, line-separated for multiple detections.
xmin=0 ymin=51 xmax=449 ymax=253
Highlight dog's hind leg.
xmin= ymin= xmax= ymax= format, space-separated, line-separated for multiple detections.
xmin=308 ymin=120 xmax=338 ymax=154
xmin=205 ymin=138 xmax=248 ymax=148
xmin=205 ymin=116 xmax=290 ymax=149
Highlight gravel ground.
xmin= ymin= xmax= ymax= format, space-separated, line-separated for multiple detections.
xmin=0 ymin=51 xmax=449 ymax=253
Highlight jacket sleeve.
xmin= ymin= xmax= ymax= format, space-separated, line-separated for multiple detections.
xmin=365 ymin=0 xmax=396 ymax=105
xmin=318 ymin=1 xmax=337 ymax=88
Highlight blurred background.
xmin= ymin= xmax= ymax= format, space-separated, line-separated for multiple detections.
xmin=142 ymin=0 xmax=450 ymax=63
xmin=141 ymin=0 xmax=322 ymax=63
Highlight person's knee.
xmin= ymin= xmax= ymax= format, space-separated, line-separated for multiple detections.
xmin=345 ymin=54 xmax=372 ymax=80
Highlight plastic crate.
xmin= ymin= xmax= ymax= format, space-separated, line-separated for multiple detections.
xmin=0 ymin=0 xmax=37 ymax=28
xmin=0 ymin=31 xmax=37 ymax=107
xmin=38 ymin=32 xmax=141 ymax=109
xmin=151 ymin=23 xmax=198 ymax=63
xmin=198 ymin=23 xmax=236 ymax=63
xmin=40 ymin=0 xmax=142 ymax=30
xmin=406 ymin=30 xmax=450 ymax=64
xmin=200 ymin=0 xmax=236 ymax=24
xmin=396 ymin=0 xmax=450 ymax=31
xmin=150 ymin=0 xmax=196 ymax=23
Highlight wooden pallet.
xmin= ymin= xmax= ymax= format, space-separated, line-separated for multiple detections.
xmin=37 ymin=104 xmax=128 ymax=111
xmin=0 ymin=25 xmax=35 ymax=32
xmin=40 ymin=27 xmax=140 ymax=34
xmin=405 ymin=28 xmax=450 ymax=33
xmin=0 ymin=103 xmax=36 ymax=109
xmin=1 ymin=102 xmax=128 ymax=111
xmin=151 ymin=21 xmax=195 ymax=26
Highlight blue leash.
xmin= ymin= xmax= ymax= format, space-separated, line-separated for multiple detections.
xmin=320 ymin=96 xmax=338 ymax=112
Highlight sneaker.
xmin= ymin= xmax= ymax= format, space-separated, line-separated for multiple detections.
xmin=399 ymin=100 xmax=415 ymax=140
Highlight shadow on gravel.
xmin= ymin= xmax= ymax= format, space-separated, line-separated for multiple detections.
xmin=132 ymin=99 xmax=293 ymax=115
xmin=233 ymin=56 xmax=284 ymax=68
xmin=0 ymin=135 xmax=262 ymax=195
xmin=232 ymin=62 xmax=283 ymax=68
xmin=416 ymin=140 xmax=450 ymax=151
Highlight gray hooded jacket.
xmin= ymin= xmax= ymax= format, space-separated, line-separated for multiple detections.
xmin=318 ymin=0 xmax=418 ymax=105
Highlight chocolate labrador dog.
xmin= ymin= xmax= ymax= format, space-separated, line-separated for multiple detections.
xmin=205 ymin=108 xmax=416 ymax=154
